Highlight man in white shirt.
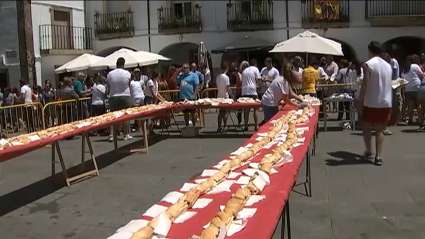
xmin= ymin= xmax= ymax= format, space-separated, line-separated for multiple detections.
xmin=20 ymin=79 xmax=35 ymax=133
xmin=259 ymin=58 xmax=280 ymax=99
xmin=106 ymin=57 xmax=132 ymax=141
xmin=324 ymin=55 xmax=339 ymax=81
xmin=216 ymin=62 xmax=231 ymax=132
xmin=201 ymin=63 xmax=211 ymax=89
xmin=240 ymin=61 xmax=261 ymax=131
xmin=359 ymin=41 xmax=392 ymax=165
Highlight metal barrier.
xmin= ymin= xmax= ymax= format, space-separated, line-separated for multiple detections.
xmin=0 ymin=102 xmax=44 ymax=137
xmin=158 ymin=89 xmax=204 ymax=127
xmin=42 ymin=97 xmax=91 ymax=129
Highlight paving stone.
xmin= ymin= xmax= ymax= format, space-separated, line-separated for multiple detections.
xmin=1 ymin=115 xmax=425 ymax=238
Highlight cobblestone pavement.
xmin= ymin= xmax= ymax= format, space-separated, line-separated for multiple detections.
xmin=0 ymin=113 xmax=424 ymax=239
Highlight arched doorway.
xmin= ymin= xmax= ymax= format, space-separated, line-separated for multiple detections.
xmin=96 ymin=46 xmax=137 ymax=57
xmin=383 ymin=36 xmax=425 ymax=69
xmin=158 ymin=42 xmax=199 ymax=66
xmin=327 ymin=38 xmax=357 ymax=61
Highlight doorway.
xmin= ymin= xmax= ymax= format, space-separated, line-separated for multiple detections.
xmin=51 ymin=8 xmax=72 ymax=50
xmin=0 ymin=69 xmax=9 ymax=91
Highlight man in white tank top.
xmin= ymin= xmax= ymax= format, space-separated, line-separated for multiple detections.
xmin=359 ymin=41 xmax=392 ymax=166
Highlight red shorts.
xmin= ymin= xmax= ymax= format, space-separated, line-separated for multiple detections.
xmin=362 ymin=106 xmax=391 ymax=124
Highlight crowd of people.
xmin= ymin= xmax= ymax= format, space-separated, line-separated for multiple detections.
xmin=2 ymin=42 xmax=425 ymax=162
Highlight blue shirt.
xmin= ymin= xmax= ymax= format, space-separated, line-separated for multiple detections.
xmin=177 ymin=72 xmax=199 ymax=100
xmin=193 ymin=70 xmax=204 ymax=84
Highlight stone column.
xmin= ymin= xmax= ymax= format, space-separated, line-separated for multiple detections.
xmin=16 ymin=0 xmax=36 ymax=86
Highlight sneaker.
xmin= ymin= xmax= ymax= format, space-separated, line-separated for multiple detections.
xmin=108 ymin=135 xmax=114 ymax=142
xmin=382 ymin=129 xmax=393 ymax=135
xmin=188 ymin=120 xmax=193 ymax=126
xmin=361 ymin=151 xmax=373 ymax=161
xmin=374 ymin=157 xmax=383 ymax=166
xmin=418 ymin=126 xmax=425 ymax=132
xmin=131 ymin=128 xmax=137 ymax=133
xmin=124 ymin=134 xmax=133 ymax=141
xmin=216 ymin=127 xmax=223 ymax=133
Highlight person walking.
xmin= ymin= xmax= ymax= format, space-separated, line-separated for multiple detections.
xmin=359 ymin=41 xmax=392 ymax=165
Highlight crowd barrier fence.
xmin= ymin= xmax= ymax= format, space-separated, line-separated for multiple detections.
xmin=0 ymin=102 xmax=44 ymax=136
xmin=42 ymin=97 xmax=91 ymax=130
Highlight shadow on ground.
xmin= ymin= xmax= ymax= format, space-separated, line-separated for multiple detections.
xmin=325 ymin=151 xmax=374 ymax=166
xmin=0 ymin=136 xmax=167 ymax=217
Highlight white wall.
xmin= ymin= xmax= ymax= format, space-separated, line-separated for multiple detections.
xmin=31 ymin=0 xmax=86 ymax=85
xmin=87 ymin=0 xmax=425 ymax=67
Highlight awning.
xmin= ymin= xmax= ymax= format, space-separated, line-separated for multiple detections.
xmin=211 ymin=36 xmax=275 ymax=54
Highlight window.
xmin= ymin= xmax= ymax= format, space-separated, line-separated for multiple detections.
xmin=241 ymin=1 xmax=252 ymax=17
xmin=53 ymin=10 xmax=70 ymax=22
xmin=174 ymin=2 xmax=192 ymax=18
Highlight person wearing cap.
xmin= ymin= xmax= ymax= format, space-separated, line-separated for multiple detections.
xmin=359 ymin=41 xmax=392 ymax=166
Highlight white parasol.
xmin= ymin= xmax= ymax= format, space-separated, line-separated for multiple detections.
xmin=137 ymin=51 xmax=171 ymax=61
xmin=55 ymin=53 xmax=104 ymax=74
xmin=90 ymin=48 xmax=158 ymax=69
xmin=269 ymin=30 xmax=343 ymax=56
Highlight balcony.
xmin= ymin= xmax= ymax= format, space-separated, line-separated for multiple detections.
xmin=365 ymin=0 xmax=425 ymax=27
xmin=94 ymin=10 xmax=134 ymax=40
xmin=157 ymin=5 xmax=202 ymax=34
xmin=39 ymin=25 xmax=93 ymax=55
xmin=301 ymin=0 xmax=350 ymax=29
xmin=227 ymin=1 xmax=273 ymax=31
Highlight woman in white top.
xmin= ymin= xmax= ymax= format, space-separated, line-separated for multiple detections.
xmin=261 ymin=66 xmax=306 ymax=123
xmin=216 ymin=62 xmax=232 ymax=132
xmin=91 ymin=76 xmax=107 ymax=135
xmin=401 ymin=54 xmax=423 ymax=125
xmin=130 ymin=72 xmax=145 ymax=106
xmin=144 ymin=71 xmax=166 ymax=105
xmin=348 ymin=60 xmax=364 ymax=121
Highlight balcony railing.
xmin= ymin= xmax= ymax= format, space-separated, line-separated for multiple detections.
xmin=157 ymin=6 xmax=202 ymax=34
xmin=227 ymin=1 xmax=273 ymax=31
xmin=301 ymin=0 xmax=350 ymax=29
xmin=94 ymin=10 xmax=134 ymax=40
xmin=365 ymin=0 xmax=425 ymax=26
xmin=39 ymin=25 xmax=93 ymax=54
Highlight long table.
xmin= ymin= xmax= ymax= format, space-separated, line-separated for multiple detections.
xmin=132 ymin=106 xmax=319 ymax=239
xmin=0 ymin=102 xmax=265 ymax=187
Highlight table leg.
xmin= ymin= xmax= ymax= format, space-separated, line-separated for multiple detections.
xmin=52 ymin=141 xmax=70 ymax=187
xmin=351 ymin=101 xmax=356 ymax=131
xmin=52 ymin=134 xmax=100 ymax=187
xmin=81 ymin=133 xmax=86 ymax=171
xmin=312 ymin=121 xmax=318 ymax=156
xmin=323 ymin=102 xmax=327 ymax=132
xmin=170 ymin=111 xmax=182 ymax=135
xmin=51 ymin=142 xmax=56 ymax=176
xmin=129 ymin=120 xmax=148 ymax=154
xmin=113 ymin=125 xmax=118 ymax=150
xmin=285 ymin=200 xmax=291 ymax=239
xmin=307 ymin=149 xmax=312 ymax=197
xmin=280 ymin=200 xmax=292 ymax=239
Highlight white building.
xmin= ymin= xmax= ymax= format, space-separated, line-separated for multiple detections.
xmin=86 ymin=0 xmax=425 ymax=73
xmin=31 ymin=0 xmax=92 ymax=86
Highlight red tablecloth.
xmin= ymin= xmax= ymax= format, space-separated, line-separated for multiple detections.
xmin=139 ymin=106 xmax=319 ymax=239
xmin=0 ymin=107 xmax=171 ymax=163
xmin=0 ymin=102 xmax=263 ymax=163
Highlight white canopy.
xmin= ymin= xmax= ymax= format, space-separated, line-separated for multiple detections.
xmin=269 ymin=30 xmax=344 ymax=56
xmin=90 ymin=48 xmax=158 ymax=69
xmin=54 ymin=53 xmax=104 ymax=74
xmin=137 ymin=51 xmax=170 ymax=61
